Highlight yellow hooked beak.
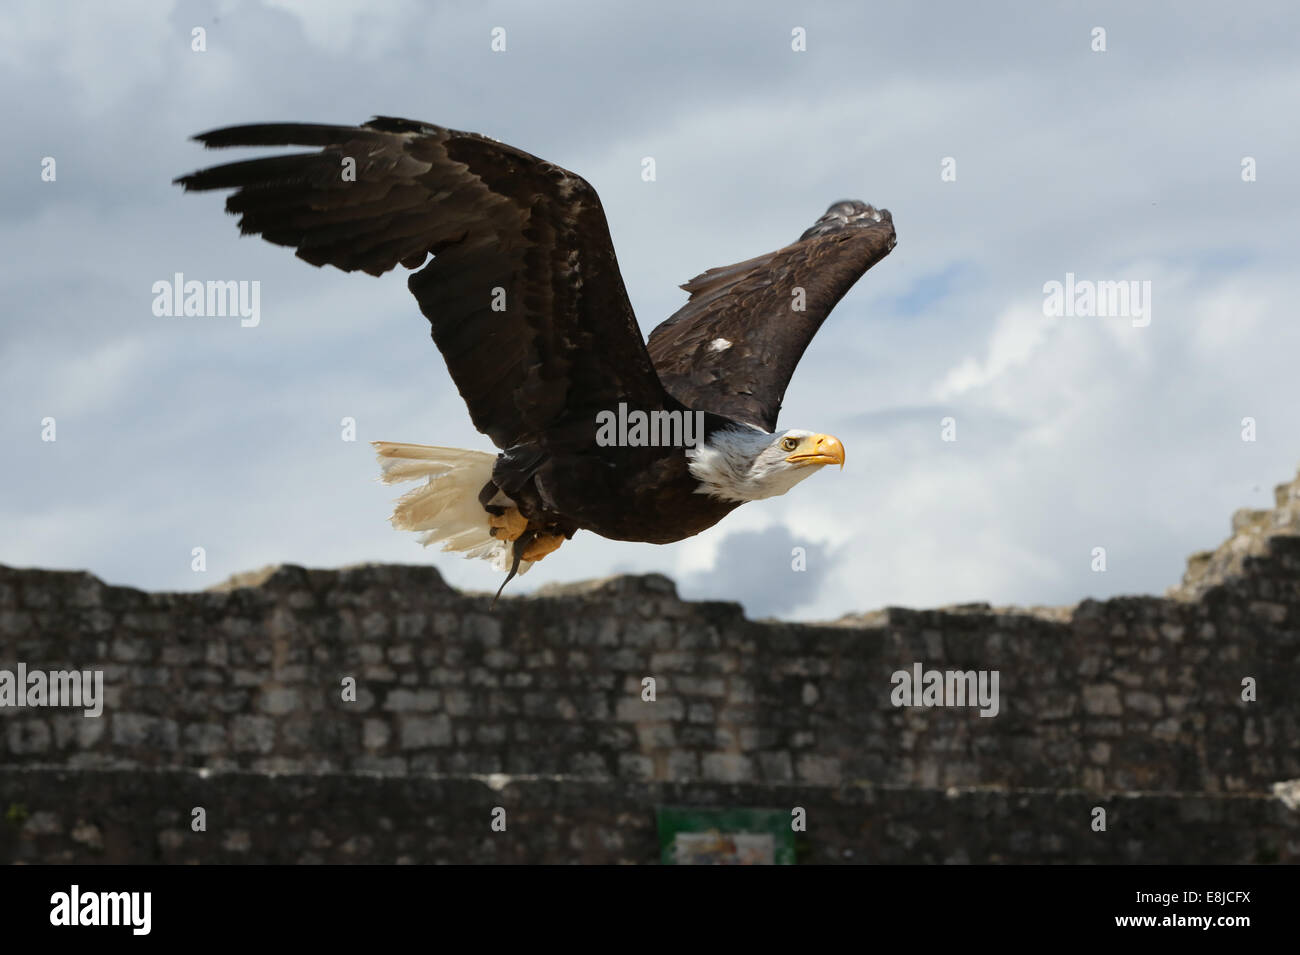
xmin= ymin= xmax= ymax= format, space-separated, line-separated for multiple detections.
xmin=785 ymin=433 xmax=845 ymax=469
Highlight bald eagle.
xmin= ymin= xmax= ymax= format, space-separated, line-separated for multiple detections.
xmin=176 ymin=117 xmax=896 ymax=596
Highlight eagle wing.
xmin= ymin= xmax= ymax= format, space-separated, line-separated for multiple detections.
xmin=646 ymin=201 xmax=896 ymax=432
xmin=174 ymin=117 xmax=669 ymax=452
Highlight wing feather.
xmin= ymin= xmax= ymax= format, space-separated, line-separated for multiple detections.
xmin=175 ymin=118 xmax=669 ymax=452
xmin=646 ymin=200 xmax=896 ymax=431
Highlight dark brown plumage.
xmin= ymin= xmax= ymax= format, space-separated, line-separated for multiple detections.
xmin=175 ymin=117 xmax=896 ymax=581
xmin=649 ymin=200 xmax=896 ymax=432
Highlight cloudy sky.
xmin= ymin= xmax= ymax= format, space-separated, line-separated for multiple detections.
xmin=2 ymin=0 xmax=1298 ymax=620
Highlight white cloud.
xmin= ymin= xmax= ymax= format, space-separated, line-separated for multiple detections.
xmin=261 ymin=0 xmax=421 ymax=57
xmin=933 ymin=304 xmax=1054 ymax=401
xmin=2 ymin=0 xmax=1299 ymax=621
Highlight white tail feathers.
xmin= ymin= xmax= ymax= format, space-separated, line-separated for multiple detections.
xmin=372 ymin=441 xmax=533 ymax=576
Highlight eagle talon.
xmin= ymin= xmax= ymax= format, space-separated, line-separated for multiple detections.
xmin=521 ymin=532 xmax=565 ymax=562
xmin=488 ymin=507 xmax=528 ymax=541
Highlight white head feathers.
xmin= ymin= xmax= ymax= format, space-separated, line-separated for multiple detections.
xmin=686 ymin=427 xmax=842 ymax=503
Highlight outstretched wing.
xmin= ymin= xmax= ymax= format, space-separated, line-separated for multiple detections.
xmin=646 ymin=200 xmax=896 ymax=432
xmin=175 ymin=117 xmax=669 ymax=452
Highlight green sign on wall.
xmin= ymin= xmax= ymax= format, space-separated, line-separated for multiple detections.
xmin=656 ymin=807 xmax=796 ymax=865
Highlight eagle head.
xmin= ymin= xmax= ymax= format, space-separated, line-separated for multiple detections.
xmin=687 ymin=427 xmax=845 ymax=503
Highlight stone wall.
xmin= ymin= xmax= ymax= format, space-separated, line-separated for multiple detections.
xmin=1 ymin=555 xmax=1296 ymax=792
xmin=2 ymin=770 xmax=1294 ymax=865
xmin=2 ymin=464 xmax=1299 ymax=863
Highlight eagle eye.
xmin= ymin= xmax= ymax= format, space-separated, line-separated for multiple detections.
xmin=780 ymin=437 xmax=799 ymax=452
